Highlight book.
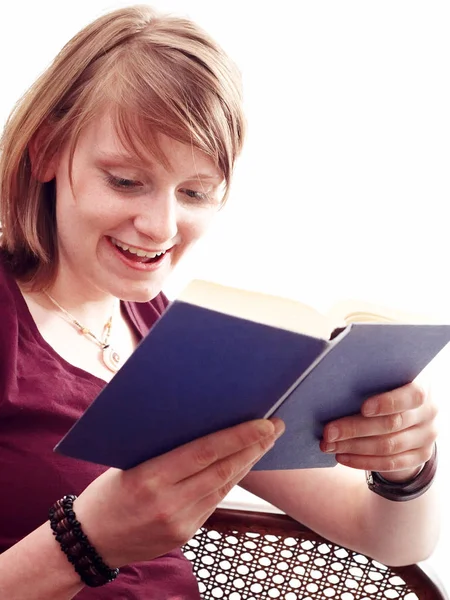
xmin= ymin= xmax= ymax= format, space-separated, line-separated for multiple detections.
xmin=55 ymin=280 xmax=450 ymax=471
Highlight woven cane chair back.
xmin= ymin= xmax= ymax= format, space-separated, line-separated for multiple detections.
xmin=183 ymin=508 xmax=446 ymax=600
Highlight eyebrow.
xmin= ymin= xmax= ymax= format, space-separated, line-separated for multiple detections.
xmin=95 ymin=151 xmax=154 ymax=172
xmin=95 ymin=151 xmax=223 ymax=181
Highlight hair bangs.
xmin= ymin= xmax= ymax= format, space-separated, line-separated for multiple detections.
xmin=94 ymin=41 xmax=233 ymax=182
xmin=1 ymin=5 xmax=245 ymax=286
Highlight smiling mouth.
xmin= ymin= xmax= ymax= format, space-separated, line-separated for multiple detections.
xmin=109 ymin=237 xmax=169 ymax=264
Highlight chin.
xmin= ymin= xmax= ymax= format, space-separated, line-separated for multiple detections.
xmin=109 ymin=281 xmax=165 ymax=304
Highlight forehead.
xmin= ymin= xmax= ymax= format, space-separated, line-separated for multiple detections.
xmin=77 ymin=112 xmax=222 ymax=179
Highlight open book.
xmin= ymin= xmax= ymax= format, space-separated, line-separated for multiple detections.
xmin=55 ymin=280 xmax=450 ymax=470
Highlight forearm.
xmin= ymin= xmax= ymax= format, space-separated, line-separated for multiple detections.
xmin=0 ymin=522 xmax=83 ymax=600
xmin=357 ymin=480 xmax=440 ymax=566
xmin=241 ymin=465 xmax=440 ymax=566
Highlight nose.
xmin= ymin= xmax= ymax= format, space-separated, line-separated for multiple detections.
xmin=133 ymin=190 xmax=178 ymax=245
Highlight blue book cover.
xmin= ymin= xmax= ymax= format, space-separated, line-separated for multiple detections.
xmin=55 ymin=291 xmax=450 ymax=471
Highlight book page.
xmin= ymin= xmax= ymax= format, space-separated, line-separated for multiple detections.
xmin=178 ymin=280 xmax=334 ymax=339
xmin=326 ymin=298 xmax=443 ymax=327
xmin=178 ymin=280 xmax=447 ymax=342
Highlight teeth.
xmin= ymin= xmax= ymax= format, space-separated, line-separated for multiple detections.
xmin=111 ymin=238 xmax=166 ymax=259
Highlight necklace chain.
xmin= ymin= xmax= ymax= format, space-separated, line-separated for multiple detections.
xmin=44 ymin=292 xmax=114 ymax=350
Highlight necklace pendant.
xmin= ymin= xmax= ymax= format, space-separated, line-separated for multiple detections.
xmin=102 ymin=345 xmax=121 ymax=373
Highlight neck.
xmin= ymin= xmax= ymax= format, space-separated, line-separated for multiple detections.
xmin=41 ymin=265 xmax=120 ymax=334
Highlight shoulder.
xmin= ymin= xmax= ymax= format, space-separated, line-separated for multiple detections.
xmin=0 ymin=252 xmax=20 ymax=310
xmin=0 ymin=254 xmax=22 ymax=393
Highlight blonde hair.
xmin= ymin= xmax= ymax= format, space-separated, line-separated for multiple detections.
xmin=0 ymin=4 xmax=245 ymax=287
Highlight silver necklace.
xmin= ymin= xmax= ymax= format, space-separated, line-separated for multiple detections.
xmin=44 ymin=292 xmax=122 ymax=373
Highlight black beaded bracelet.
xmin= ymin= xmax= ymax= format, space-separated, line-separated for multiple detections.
xmin=366 ymin=443 xmax=438 ymax=502
xmin=49 ymin=495 xmax=119 ymax=587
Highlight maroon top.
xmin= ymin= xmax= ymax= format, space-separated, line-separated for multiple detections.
xmin=0 ymin=258 xmax=201 ymax=599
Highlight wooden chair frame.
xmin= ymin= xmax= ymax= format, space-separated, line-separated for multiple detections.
xmin=184 ymin=508 xmax=448 ymax=600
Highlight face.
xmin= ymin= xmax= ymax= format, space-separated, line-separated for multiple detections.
xmin=48 ymin=115 xmax=224 ymax=302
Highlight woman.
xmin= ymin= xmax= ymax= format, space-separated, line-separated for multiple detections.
xmin=0 ymin=5 xmax=439 ymax=599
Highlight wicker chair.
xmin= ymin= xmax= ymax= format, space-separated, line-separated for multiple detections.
xmin=183 ymin=508 xmax=448 ymax=600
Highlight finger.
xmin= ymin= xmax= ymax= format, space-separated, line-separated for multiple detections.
xmin=142 ymin=444 xmax=278 ymax=553
xmin=186 ymin=447 xmax=271 ymax=526
xmin=323 ymin=402 xmax=436 ymax=442
xmin=137 ymin=417 xmax=285 ymax=484
xmin=361 ymin=382 xmax=427 ymax=417
xmin=176 ymin=432 xmax=279 ymax=505
xmin=167 ymin=439 xmax=276 ymax=540
xmin=321 ymin=424 xmax=437 ymax=456
xmin=335 ymin=445 xmax=435 ymax=472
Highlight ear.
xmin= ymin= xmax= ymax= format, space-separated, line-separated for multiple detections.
xmin=28 ymin=127 xmax=57 ymax=183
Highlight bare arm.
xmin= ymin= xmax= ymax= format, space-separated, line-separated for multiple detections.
xmin=0 ymin=523 xmax=83 ymax=600
xmin=241 ymin=463 xmax=439 ymax=566
xmin=0 ymin=418 xmax=283 ymax=598
xmin=242 ymin=381 xmax=440 ymax=566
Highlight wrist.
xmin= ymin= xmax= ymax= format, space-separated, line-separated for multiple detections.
xmin=366 ymin=443 xmax=437 ymax=502
xmin=0 ymin=521 xmax=85 ymax=600
xmin=49 ymin=495 xmax=120 ymax=587
xmin=72 ymin=496 xmax=119 ymax=568
xmin=376 ymin=464 xmax=423 ymax=483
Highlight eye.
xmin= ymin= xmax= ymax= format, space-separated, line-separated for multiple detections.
xmin=183 ymin=189 xmax=208 ymax=201
xmin=105 ymin=174 xmax=143 ymax=191
xmin=179 ymin=188 xmax=220 ymax=206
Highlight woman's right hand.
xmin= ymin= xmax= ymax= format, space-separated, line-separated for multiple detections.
xmin=73 ymin=417 xmax=285 ymax=568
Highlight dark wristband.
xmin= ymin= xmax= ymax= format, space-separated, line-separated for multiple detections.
xmin=49 ymin=495 xmax=119 ymax=587
xmin=366 ymin=443 xmax=437 ymax=502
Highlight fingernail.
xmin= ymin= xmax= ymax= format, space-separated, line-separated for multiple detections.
xmin=337 ymin=454 xmax=350 ymax=464
xmin=363 ymin=401 xmax=377 ymax=416
xmin=323 ymin=443 xmax=336 ymax=453
xmin=273 ymin=419 xmax=286 ymax=438
xmin=327 ymin=426 xmax=339 ymax=442
xmin=265 ymin=439 xmax=276 ymax=452
xmin=257 ymin=420 xmax=275 ymax=437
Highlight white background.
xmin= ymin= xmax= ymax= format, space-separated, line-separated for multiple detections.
xmin=1 ymin=0 xmax=450 ymax=591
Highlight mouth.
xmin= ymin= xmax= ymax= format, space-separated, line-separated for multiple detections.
xmin=108 ymin=237 xmax=170 ymax=265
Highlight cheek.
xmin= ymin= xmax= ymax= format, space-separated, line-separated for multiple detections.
xmin=180 ymin=209 xmax=217 ymax=245
xmin=59 ymin=176 xmax=117 ymax=227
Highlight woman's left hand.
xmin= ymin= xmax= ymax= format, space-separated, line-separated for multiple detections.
xmin=320 ymin=381 xmax=438 ymax=481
